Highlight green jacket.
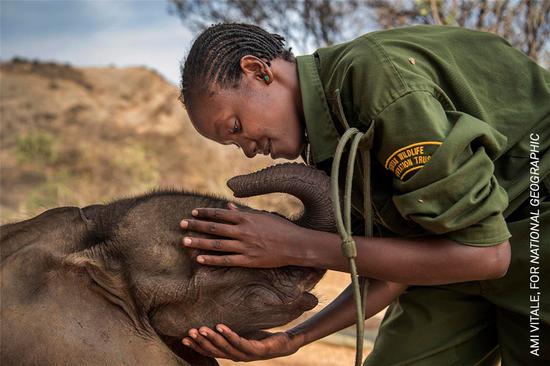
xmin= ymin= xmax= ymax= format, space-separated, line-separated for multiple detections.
xmin=296 ymin=25 xmax=550 ymax=246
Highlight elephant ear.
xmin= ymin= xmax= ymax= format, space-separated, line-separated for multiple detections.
xmin=63 ymin=247 xmax=154 ymax=334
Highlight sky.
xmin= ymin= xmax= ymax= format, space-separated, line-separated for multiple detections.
xmin=0 ymin=0 xmax=194 ymax=84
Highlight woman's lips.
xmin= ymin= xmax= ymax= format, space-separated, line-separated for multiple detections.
xmin=262 ymin=139 xmax=272 ymax=156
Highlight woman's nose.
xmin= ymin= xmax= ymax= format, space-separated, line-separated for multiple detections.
xmin=241 ymin=140 xmax=258 ymax=158
xmin=243 ymin=147 xmax=257 ymax=159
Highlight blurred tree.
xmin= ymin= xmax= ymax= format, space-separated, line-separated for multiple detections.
xmin=369 ymin=0 xmax=550 ymax=65
xmin=170 ymin=0 xmax=549 ymax=67
xmin=169 ymin=0 xmax=371 ymax=50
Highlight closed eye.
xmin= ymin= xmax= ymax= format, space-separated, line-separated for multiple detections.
xmin=231 ymin=119 xmax=241 ymax=134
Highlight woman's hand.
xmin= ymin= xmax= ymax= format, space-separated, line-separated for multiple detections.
xmin=180 ymin=203 xmax=307 ymax=268
xmin=182 ymin=325 xmax=303 ymax=362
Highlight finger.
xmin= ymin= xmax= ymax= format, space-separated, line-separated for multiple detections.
xmin=216 ymin=324 xmax=264 ymax=355
xmin=198 ymin=327 xmax=250 ymax=361
xmin=195 ymin=254 xmax=252 ymax=267
xmin=186 ymin=329 xmax=220 ymax=358
xmin=191 ymin=330 xmax=233 ymax=359
xmin=182 ymin=337 xmax=211 ymax=357
xmin=191 ymin=207 xmax=242 ymax=224
xmin=182 ymin=237 xmax=244 ymax=253
xmin=227 ymin=202 xmax=240 ymax=210
xmin=180 ymin=218 xmax=236 ymax=237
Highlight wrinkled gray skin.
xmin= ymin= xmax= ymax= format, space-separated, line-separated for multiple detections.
xmin=1 ymin=163 xmax=335 ymax=366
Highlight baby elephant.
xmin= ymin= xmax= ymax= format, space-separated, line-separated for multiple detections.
xmin=1 ymin=163 xmax=335 ymax=366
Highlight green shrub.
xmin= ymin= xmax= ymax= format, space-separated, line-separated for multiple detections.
xmin=15 ymin=131 xmax=58 ymax=164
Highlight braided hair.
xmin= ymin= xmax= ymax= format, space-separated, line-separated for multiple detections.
xmin=180 ymin=23 xmax=294 ymax=107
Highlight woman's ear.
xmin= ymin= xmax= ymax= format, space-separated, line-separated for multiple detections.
xmin=239 ymin=55 xmax=273 ymax=84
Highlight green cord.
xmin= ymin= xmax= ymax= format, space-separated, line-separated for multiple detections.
xmin=331 ymin=128 xmax=370 ymax=366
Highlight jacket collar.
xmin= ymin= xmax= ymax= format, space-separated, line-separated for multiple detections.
xmin=296 ymin=54 xmax=340 ymax=164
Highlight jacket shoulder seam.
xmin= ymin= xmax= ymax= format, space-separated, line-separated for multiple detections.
xmin=362 ymin=36 xmax=408 ymax=93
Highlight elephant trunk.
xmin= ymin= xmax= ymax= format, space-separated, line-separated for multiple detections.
xmin=226 ymin=163 xmax=336 ymax=232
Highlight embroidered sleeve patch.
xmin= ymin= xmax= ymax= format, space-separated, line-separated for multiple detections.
xmin=384 ymin=141 xmax=442 ymax=181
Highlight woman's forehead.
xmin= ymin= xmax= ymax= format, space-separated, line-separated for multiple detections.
xmin=188 ymin=100 xmax=232 ymax=139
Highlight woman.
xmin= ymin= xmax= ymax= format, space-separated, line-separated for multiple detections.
xmin=178 ymin=23 xmax=549 ymax=364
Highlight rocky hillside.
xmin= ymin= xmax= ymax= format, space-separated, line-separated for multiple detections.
xmin=0 ymin=58 xmax=301 ymax=223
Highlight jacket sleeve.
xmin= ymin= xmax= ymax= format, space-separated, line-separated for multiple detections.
xmin=373 ymin=91 xmax=511 ymax=246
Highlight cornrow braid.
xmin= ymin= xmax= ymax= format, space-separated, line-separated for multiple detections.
xmin=179 ymin=23 xmax=295 ymax=107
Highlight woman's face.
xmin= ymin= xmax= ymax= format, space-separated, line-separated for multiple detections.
xmin=186 ymin=57 xmax=306 ymax=160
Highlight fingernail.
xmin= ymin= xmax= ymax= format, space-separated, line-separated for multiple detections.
xmin=197 ymin=256 xmax=205 ymax=263
xmin=183 ymin=237 xmax=192 ymax=245
xmin=182 ymin=340 xmax=191 ymax=346
xmin=191 ymin=209 xmax=198 ymax=216
xmin=180 ymin=220 xmax=188 ymax=228
xmin=190 ymin=332 xmax=197 ymax=339
xmin=216 ymin=325 xmax=224 ymax=333
xmin=200 ymin=331 xmax=207 ymax=337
